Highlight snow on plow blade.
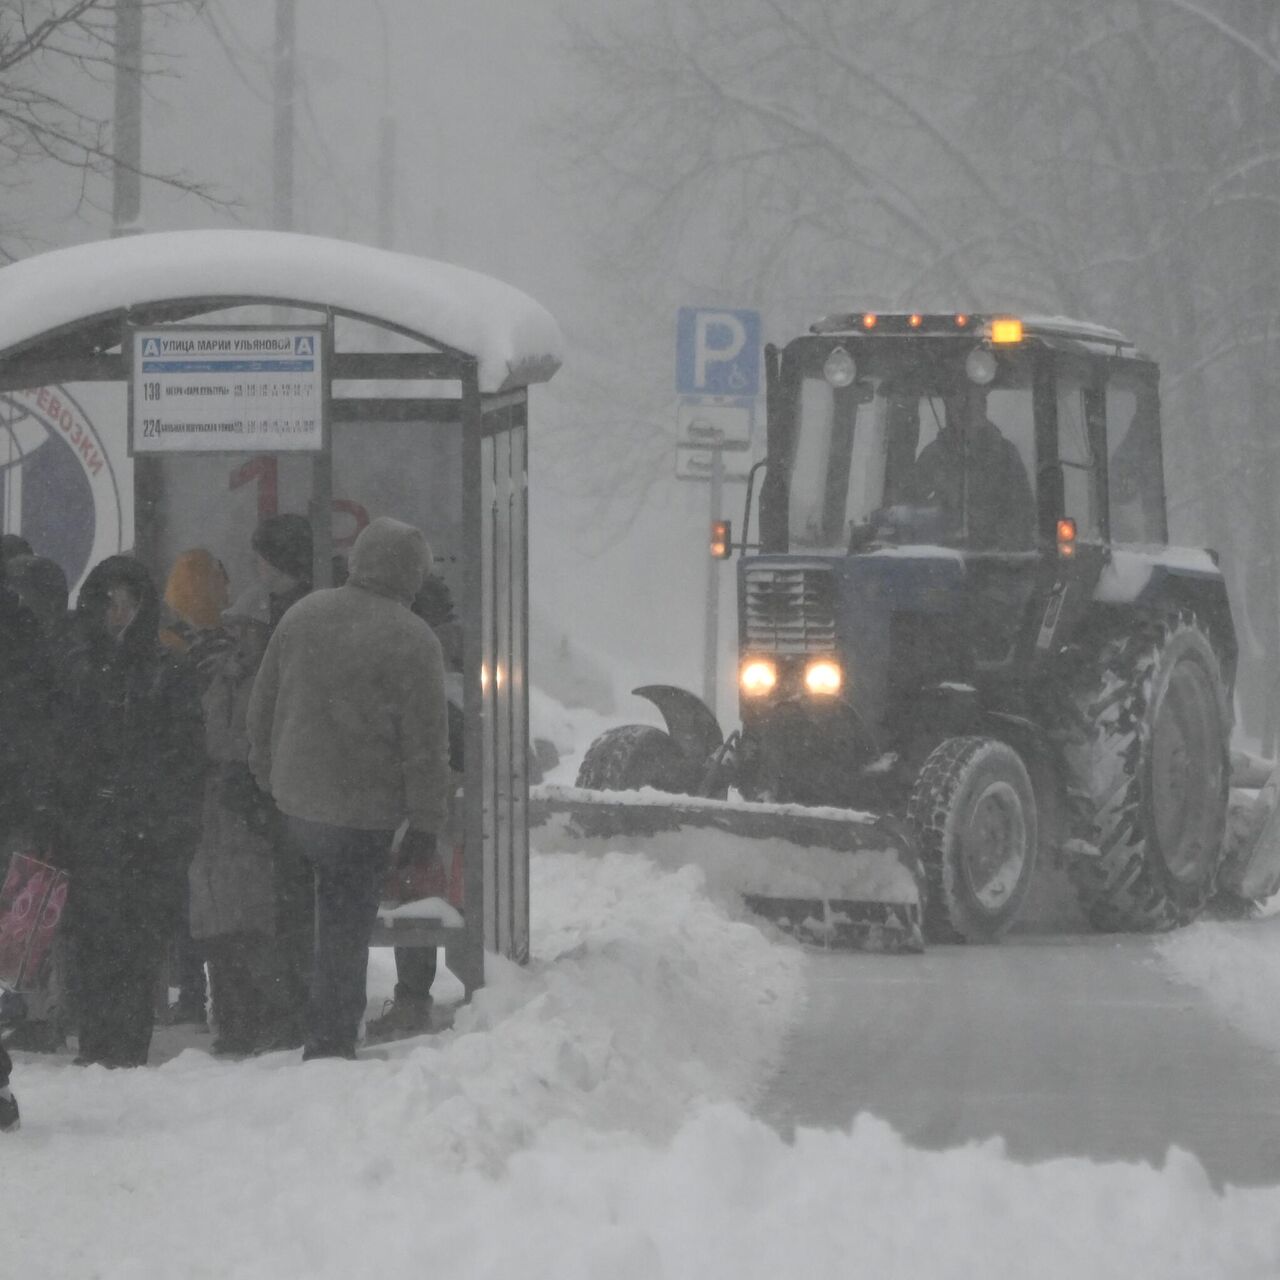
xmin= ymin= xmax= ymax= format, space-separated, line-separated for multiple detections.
xmin=529 ymin=784 xmax=925 ymax=952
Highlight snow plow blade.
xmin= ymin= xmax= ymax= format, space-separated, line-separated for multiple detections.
xmin=1221 ymin=754 xmax=1280 ymax=903
xmin=529 ymin=784 xmax=925 ymax=952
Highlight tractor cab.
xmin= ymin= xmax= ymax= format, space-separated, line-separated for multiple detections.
xmin=757 ymin=312 xmax=1166 ymax=560
xmin=736 ymin=314 xmax=1170 ymax=801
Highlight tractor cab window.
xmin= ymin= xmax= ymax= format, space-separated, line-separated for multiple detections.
xmin=788 ymin=353 xmax=1037 ymax=551
xmin=1106 ymin=376 xmax=1165 ymax=543
xmin=1055 ymin=374 xmax=1104 ymax=540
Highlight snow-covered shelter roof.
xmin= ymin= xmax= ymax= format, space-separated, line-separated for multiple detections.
xmin=0 ymin=229 xmax=563 ymax=393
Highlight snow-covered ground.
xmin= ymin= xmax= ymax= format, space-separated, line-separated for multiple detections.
xmin=9 ymin=702 xmax=1280 ymax=1278
xmin=6 ymin=844 xmax=1280 ymax=1278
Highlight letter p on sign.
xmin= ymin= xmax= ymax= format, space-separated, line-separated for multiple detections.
xmin=676 ymin=307 xmax=761 ymax=397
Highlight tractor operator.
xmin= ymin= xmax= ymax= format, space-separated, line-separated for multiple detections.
xmin=908 ymin=385 xmax=1035 ymax=551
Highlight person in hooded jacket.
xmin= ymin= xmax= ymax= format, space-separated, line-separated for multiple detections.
xmin=188 ymin=579 xmax=296 ymax=1055
xmin=6 ymin=555 xmax=70 ymax=651
xmin=0 ymin=554 xmax=55 ymax=848
xmin=157 ymin=548 xmax=234 ymax=1028
xmin=58 ymin=556 xmax=204 ymax=1068
xmin=247 ymin=517 xmax=451 ymax=1061
xmin=365 ymin=570 xmax=463 ymax=1043
xmin=0 ymin=555 xmax=71 ymax=1054
xmin=246 ymin=514 xmax=314 ymax=1042
xmin=160 ymin=548 xmax=233 ymax=682
xmin=251 ymin=513 xmax=313 ymax=629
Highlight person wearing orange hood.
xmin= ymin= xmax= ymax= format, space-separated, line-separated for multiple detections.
xmin=157 ymin=549 xmax=232 ymax=1028
xmin=161 ymin=549 xmax=232 ymax=679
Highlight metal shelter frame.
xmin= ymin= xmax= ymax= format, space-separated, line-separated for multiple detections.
xmin=0 ymin=262 xmax=546 ymax=998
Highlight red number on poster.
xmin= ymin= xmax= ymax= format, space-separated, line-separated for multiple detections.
xmin=332 ymin=498 xmax=370 ymax=549
xmin=229 ymin=459 xmax=368 ymax=547
xmin=229 ymin=456 xmax=279 ymax=521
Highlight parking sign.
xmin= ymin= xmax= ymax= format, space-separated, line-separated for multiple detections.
xmin=676 ymin=307 xmax=761 ymax=397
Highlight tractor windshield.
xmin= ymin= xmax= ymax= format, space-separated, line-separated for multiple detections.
xmin=786 ymin=343 xmax=1037 ymax=552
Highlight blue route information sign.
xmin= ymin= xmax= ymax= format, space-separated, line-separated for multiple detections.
xmin=131 ymin=326 xmax=325 ymax=454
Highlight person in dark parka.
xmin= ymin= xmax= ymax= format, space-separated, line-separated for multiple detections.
xmin=58 ymin=556 xmax=204 ymax=1068
xmin=1 ymin=555 xmax=70 ymax=1054
xmin=0 ymin=554 xmax=55 ymax=848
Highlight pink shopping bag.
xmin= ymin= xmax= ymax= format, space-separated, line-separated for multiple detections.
xmin=0 ymin=854 xmax=69 ymax=992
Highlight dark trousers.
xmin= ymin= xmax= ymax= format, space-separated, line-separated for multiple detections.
xmin=73 ymin=902 xmax=166 ymax=1067
xmin=206 ymin=932 xmax=290 ymax=1050
xmin=272 ymin=834 xmax=315 ymax=1038
xmin=394 ymin=946 xmax=437 ymax=1000
xmin=285 ymin=818 xmax=389 ymax=1054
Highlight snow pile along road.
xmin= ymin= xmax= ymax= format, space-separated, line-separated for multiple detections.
xmin=9 ymin=850 xmax=1280 ymax=1277
xmin=1156 ymin=912 xmax=1280 ymax=1058
xmin=3 ymin=851 xmax=805 ymax=1277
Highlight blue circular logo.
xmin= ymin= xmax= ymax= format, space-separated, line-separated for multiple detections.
xmin=0 ymin=387 xmax=123 ymax=594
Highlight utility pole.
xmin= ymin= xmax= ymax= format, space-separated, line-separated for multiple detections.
xmin=112 ymin=0 xmax=143 ymax=237
xmin=373 ymin=0 xmax=396 ymax=250
xmin=273 ymin=0 xmax=296 ymax=232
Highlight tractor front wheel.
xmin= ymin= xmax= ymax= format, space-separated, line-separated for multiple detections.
xmin=575 ymin=724 xmax=690 ymax=793
xmin=908 ymin=737 xmax=1039 ymax=943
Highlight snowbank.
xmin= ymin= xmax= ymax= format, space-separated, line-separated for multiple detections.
xmin=10 ymin=849 xmax=1280 ymax=1277
xmin=1157 ymin=915 xmax=1280 ymax=1059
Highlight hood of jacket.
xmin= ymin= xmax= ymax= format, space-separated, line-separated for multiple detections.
xmin=347 ymin=517 xmax=432 ymax=605
xmin=6 ymin=555 xmax=69 ymax=629
xmin=77 ymin=555 xmax=161 ymax=658
xmin=165 ymin=549 xmax=230 ymax=630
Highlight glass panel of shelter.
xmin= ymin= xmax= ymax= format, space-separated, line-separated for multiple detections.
xmin=479 ymin=404 xmax=531 ymax=963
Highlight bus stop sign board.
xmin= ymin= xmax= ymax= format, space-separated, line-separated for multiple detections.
xmin=130 ymin=325 xmax=325 ymax=454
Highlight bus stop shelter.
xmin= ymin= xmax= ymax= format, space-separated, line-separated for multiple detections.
xmin=0 ymin=228 xmax=564 ymax=996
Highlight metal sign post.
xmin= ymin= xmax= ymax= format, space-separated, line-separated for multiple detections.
xmin=686 ymin=422 xmax=725 ymax=715
xmin=676 ymin=306 xmax=762 ymax=721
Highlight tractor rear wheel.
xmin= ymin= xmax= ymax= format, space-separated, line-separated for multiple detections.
xmin=575 ymin=724 xmax=689 ymax=793
xmin=1061 ymin=611 xmax=1230 ymax=932
xmin=908 ymin=737 xmax=1039 ymax=943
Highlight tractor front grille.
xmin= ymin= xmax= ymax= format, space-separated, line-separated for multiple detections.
xmin=743 ymin=565 xmax=836 ymax=654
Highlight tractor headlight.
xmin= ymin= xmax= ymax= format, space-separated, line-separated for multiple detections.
xmin=965 ymin=346 xmax=998 ymax=386
xmin=804 ymin=659 xmax=843 ymax=696
xmin=823 ymin=346 xmax=857 ymax=388
xmin=740 ymin=659 xmax=778 ymax=697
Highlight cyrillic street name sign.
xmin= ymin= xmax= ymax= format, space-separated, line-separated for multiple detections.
xmin=130 ymin=325 xmax=325 ymax=454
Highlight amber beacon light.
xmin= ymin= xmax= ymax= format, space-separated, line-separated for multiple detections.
xmin=710 ymin=519 xmax=732 ymax=559
xmin=990 ymin=316 xmax=1024 ymax=344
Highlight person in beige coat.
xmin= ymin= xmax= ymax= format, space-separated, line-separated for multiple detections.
xmin=188 ymin=582 xmax=290 ymax=1055
xmin=247 ymin=516 xmax=450 ymax=1060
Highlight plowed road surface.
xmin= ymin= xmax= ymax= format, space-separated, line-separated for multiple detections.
xmin=760 ymin=933 xmax=1280 ymax=1187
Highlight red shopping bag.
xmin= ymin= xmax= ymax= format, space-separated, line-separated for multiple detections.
xmin=382 ymin=843 xmax=465 ymax=911
xmin=0 ymin=854 xmax=69 ymax=992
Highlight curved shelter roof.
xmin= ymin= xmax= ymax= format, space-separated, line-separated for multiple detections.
xmin=0 ymin=229 xmax=563 ymax=393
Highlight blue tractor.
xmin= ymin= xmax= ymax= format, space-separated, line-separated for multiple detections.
xmin=567 ymin=313 xmax=1269 ymax=944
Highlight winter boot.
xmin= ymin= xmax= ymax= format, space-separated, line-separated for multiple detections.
xmin=2 ymin=1019 xmax=66 ymax=1054
xmin=364 ymin=994 xmax=433 ymax=1044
